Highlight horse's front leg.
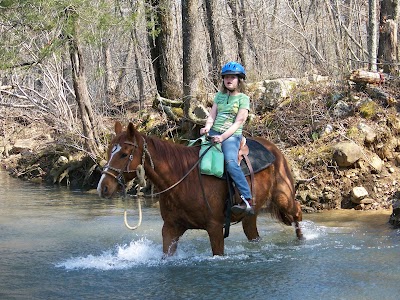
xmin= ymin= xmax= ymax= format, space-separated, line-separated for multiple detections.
xmin=162 ymin=223 xmax=186 ymax=257
xmin=242 ymin=214 xmax=260 ymax=241
xmin=207 ymin=222 xmax=225 ymax=256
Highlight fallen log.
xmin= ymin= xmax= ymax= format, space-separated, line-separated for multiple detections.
xmin=348 ymin=69 xmax=384 ymax=84
xmin=153 ymin=93 xmax=183 ymax=108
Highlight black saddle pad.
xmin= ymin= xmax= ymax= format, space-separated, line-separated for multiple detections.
xmin=240 ymin=139 xmax=275 ymax=176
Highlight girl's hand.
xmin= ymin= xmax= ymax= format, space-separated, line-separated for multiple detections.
xmin=200 ymin=127 xmax=209 ymax=135
xmin=212 ymin=135 xmax=224 ymax=143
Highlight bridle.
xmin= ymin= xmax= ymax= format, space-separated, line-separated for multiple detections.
xmin=102 ymin=140 xmax=138 ymax=187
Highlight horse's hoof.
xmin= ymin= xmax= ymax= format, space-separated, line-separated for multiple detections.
xmin=297 ymin=234 xmax=305 ymax=240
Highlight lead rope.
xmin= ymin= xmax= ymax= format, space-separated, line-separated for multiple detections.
xmin=123 ymin=138 xmax=151 ymax=230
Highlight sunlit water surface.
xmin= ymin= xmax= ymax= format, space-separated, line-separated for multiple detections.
xmin=1 ymin=171 xmax=399 ymax=300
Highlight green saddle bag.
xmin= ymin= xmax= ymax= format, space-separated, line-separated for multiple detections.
xmin=188 ymin=136 xmax=224 ymax=178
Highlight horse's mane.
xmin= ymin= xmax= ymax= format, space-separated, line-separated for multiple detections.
xmin=145 ymin=135 xmax=200 ymax=177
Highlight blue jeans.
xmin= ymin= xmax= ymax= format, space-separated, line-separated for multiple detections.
xmin=209 ymin=130 xmax=252 ymax=200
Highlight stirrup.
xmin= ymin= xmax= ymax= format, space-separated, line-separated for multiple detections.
xmin=231 ymin=197 xmax=255 ymax=215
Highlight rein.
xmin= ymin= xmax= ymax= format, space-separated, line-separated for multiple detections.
xmin=147 ymin=143 xmax=214 ymax=197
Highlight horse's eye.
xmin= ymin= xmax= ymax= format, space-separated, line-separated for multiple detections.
xmin=120 ymin=153 xmax=128 ymax=158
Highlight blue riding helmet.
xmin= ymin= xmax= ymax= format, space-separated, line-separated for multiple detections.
xmin=221 ymin=61 xmax=246 ymax=79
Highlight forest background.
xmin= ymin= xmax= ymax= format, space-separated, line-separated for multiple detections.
xmin=0 ymin=0 xmax=399 ymax=191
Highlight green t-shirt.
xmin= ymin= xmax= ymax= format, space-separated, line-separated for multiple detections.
xmin=211 ymin=91 xmax=250 ymax=135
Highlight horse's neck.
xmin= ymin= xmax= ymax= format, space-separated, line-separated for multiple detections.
xmin=142 ymin=137 xmax=178 ymax=190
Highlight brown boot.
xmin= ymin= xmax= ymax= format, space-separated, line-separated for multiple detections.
xmin=231 ymin=196 xmax=255 ymax=215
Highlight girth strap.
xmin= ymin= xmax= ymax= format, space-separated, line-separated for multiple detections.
xmin=242 ymin=154 xmax=256 ymax=207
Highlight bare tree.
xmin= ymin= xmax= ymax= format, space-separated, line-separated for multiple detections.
xmin=182 ymin=0 xmax=202 ymax=124
xmin=368 ymin=0 xmax=379 ymax=72
xmin=227 ymin=0 xmax=247 ymax=66
xmin=65 ymin=7 xmax=101 ymax=156
xmin=146 ymin=0 xmax=181 ymax=99
xmin=378 ymin=0 xmax=399 ymax=74
xmin=204 ymin=0 xmax=223 ymax=86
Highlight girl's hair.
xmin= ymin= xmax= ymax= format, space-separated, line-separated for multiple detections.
xmin=220 ymin=76 xmax=247 ymax=94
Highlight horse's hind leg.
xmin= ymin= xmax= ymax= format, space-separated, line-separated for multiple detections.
xmin=293 ymin=202 xmax=304 ymax=240
xmin=272 ymin=193 xmax=304 ymax=240
xmin=242 ymin=215 xmax=260 ymax=241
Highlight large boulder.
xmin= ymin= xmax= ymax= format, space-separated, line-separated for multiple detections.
xmin=350 ymin=186 xmax=369 ymax=204
xmin=332 ymin=142 xmax=363 ymax=167
xmin=263 ymin=78 xmax=298 ymax=108
xmin=248 ymin=78 xmax=299 ymax=108
xmin=389 ymin=198 xmax=400 ymax=227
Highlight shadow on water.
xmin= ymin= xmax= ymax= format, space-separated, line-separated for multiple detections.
xmin=1 ymin=171 xmax=399 ymax=300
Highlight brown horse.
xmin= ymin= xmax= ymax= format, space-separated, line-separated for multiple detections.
xmin=97 ymin=121 xmax=303 ymax=256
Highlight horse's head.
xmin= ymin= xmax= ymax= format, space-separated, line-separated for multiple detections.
xmin=97 ymin=121 xmax=143 ymax=198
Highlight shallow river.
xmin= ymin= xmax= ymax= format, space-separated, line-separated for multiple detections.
xmin=1 ymin=170 xmax=399 ymax=300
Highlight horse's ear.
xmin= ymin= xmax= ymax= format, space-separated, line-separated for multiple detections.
xmin=127 ymin=122 xmax=136 ymax=140
xmin=115 ymin=121 xmax=123 ymax=134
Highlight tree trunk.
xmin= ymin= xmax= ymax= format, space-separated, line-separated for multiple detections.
xmin=204 ymin=0 xmax=223 ymax=86
xmin=378 ymin=0 xmax=399 ymax=74
xmin=182 ymin=0 xmax=202 ymax=137
xmin=368 ymin=0 xmax=379 ymax=72
xmin=132 ymin=30 xmax=145 ymax=110
xmin=103 ymin=39 xmax=114 ymax=105
xmin=227 ymin=0 xmax=246 ymax=66
xmin=65 ymin=8 xmax=101 ymax=157
xmin=146 ymin=0 xmax=180 ymax=99
xmin=115 ymin=34 xmax=135 ymax=102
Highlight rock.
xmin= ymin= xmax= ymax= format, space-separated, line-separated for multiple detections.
xmin=389 ymin=199 xmax=400 ymax=227
xmin=302 ymin=206 xmax=316 ymax=213
xmin=395 ymin=154 xmax=400 ymax=166
xmin=308 ymin=74 xmax=329 ymax=82
xmin=359 ymin=198 xmax=375 ymax=204
xmin=296 ymin=190 xmax=308 ymax=203
xmin=358 ymin=122 xmax=376 ymax=143
xmin=324 ymin=124 xmax=333 ymax=135
xmin=351 ymin=186 xmax=369 ymax=204
xmin=354 ymin=203 xmax=365 ymax=210
xmin=262 ymin=78 xmax=298 ymax=108
xmin=332 ymin=142 xmax=363 ymax=167
xmin=56 ymin=156 xmax=69 ymax=165
xmin=369 ymin=154 xmax=383 ymax=173
xmin=333 ymin=100 xmax=352 ymax=118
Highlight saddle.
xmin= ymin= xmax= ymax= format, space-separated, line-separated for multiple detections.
xmin=235 ymin=137 xmax=275 ymax=205
xmin=238 ymin=137 xmax=276 ymax=176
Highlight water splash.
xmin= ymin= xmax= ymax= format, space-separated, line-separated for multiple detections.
xmin=56 ymin=238 xmax=164 ymax=270
xmin=56 ymin=236 xmax=271 ymax=271
xmin=298 ymin=220 xmax=326 ymax=240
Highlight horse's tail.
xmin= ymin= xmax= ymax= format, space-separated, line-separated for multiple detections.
xmin=268 ymin=199 xmax=295 ymax=226
xmin=267 ymin=145 xmax=302 ymax=226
